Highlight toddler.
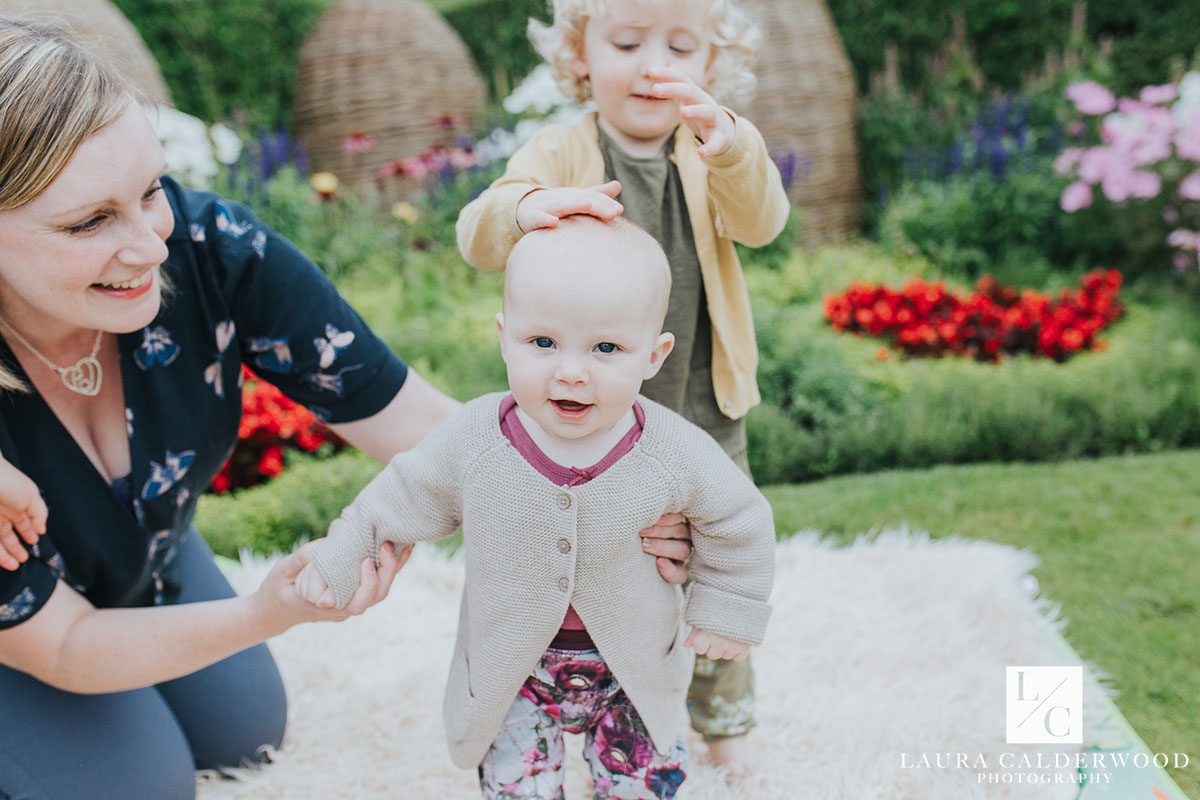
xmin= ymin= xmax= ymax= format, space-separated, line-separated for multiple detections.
xmin=299 ymin=216 xmax=774 ymax=799
xmin=455 ymin=0 xmax=790 ymax=771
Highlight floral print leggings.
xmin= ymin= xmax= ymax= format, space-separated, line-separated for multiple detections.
xmin=478 ymin=648 xmax=688 ymax=799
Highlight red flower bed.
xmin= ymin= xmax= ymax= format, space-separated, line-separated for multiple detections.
xmin=824 ymin=269 xmax=1123 ymax=362
xmin=210 ymin=366 xmax=344 ymax=494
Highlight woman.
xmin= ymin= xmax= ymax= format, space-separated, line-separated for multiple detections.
xmin=0 ymin=19 xmax=691 ymax=799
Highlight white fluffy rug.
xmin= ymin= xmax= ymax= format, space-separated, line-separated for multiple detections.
xmin=198 ymin=529 xmax=1089 ymax=799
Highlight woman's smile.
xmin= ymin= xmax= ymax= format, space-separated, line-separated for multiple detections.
xmin=92 ymin=268 xmax=156 ymax=299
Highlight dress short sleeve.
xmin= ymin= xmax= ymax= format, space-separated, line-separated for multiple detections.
xmin=169 ymin=179 xmax=408 ymax=423
xmin=0 ymin=420 xmax=61 ymax=629
xmin=0 ymin=555 xmax=57 ymax=630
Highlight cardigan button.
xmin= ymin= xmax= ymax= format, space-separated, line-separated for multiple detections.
xmin=556 ymin=492 xmax=572 ymax=509
xmin=558 ymin=577 xmax=569 ymax=591
xmin=557 ymin=538 xmax=571 ymax=554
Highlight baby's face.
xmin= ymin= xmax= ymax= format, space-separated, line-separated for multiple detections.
xmin=498 ymin=245 xmax=672 ymax=443
xmin=574 ymin=0 xmax=712 ymax=145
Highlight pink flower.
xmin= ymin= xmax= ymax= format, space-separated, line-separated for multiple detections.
xmin=1177 ymin=112 xmax=1200 ymax=160
xmin=376 ymin=160 xmax=403 ymax=179
xmin=1100 ymin=164 xmax=1134 ymax=202
xmin=1060 ymin=181 xmax=1093 ymax=212
xmin=1167 ymin=229 xmax=1199 ymax=251
xmin=1078 ymin=147 xmax=1119 ymax=184
xmin=341 ymin=130 xmax=377 ymax=155
xmin=1128 ymin=170 xmax=1161 ymax=199
xmin=1054 ymin=148 xmax=1082 ymax=175
xmin=1180 ymin=171 xmax=1200 ymax=200
xmin=1117 ymin=97 xmax=1149 ymax=115
xmin=401 ymin=159 xmax=429 ymax=180
xmin=448 ymin=147 xmax=477 ymax=171
xmin=1067 ymin=119 xmax=1086 ymax=138
xmin=1140 ymin=83 xmax=1178 ymax=105
xmin=1066 ymin=81 xmax=1116 ymax=115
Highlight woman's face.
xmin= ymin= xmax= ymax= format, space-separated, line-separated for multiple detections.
xmin=0 ymin=103 xmax=173 ymax=339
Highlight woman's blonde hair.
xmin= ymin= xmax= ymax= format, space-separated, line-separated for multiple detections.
xmin=0 ymin=18 xmax=139 ymax=391
xmin=0 ymin=18 xmax=136 ymax=211
xmin=528 ymin=0 xmax=761 ymax=105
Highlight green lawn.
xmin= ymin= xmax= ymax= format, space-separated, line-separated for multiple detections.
xmin=763 ymin=449 xmax=1200 ymax=796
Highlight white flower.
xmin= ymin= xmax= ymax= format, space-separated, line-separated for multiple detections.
xmin=1173 ymin=71 xmax=1200 ymax=131
xmin=210 ymin=123 xmax=243 ymax=166
xmin=145 ymin=105 xmax=243 ymax=189
xmin=502 ymin=64 xmax=573 ymax=115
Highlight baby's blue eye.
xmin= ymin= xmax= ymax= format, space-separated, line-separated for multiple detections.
xmin=595 ymin=342 xmax=618 ymax=354
xmin=534 ymin=337 xmax=554 ymax=348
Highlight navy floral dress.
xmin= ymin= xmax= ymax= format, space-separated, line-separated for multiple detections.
xmin=0 ymin=176 xmax=407 ymax=628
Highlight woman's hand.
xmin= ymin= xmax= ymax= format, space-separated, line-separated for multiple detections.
xmin=640 ymin=512 xmax=693 ymax=585
xmin=251 ymin=540 xmax=412 ymax=635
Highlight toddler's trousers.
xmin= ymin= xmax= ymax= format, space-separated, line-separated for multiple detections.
xmin=478 ymin=647 xmax=688 ymax=799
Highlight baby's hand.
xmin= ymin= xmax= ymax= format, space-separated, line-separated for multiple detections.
xmin=685 ymin=628 xmax=750 ymax=662
xmin=645 ymin=66 xmax=736 ymax=159
xmin=295 ymin=561 xmax=337 ymax=608
xmin=516 ymin=181 xmax=623 ymax=232
xmin=0 ymin=460 xmax=48 ymax=571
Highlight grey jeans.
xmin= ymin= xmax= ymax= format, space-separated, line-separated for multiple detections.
xmin=0 ymin=530 xmax=286 ymax=800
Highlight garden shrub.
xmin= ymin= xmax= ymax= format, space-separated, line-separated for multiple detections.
xmin=747 ymin=263 xmax=1200 ymax=484
xmin=825 ymin=0 xmax=1196 ymax=98
xmin=440 ymin=0 xmax=547 ymax=101
xmin=197 ymin=450 xmax=379 ymax=556
xmin=112 ymin=0 xmax=332 ymax=126
xmin=198 ymin=240 xmax=1200 ymax=551
xmin=879 ymin=168 xmax=1059 ymax=278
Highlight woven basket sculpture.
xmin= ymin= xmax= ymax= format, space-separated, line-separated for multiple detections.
xmin=294 ymin=0 xmax=487 ymax=189
xmin=0 ymin=0 xmax=169 ymax=104
xmin=735 ymin=0 xmax=861 ymax=243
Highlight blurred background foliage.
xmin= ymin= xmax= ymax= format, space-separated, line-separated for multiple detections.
xmin=114 ymin=0 xmax=1198 ymax=128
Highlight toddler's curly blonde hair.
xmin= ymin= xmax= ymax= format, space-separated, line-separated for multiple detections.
xmin=528 ymin=0 xmax=760 ymax=105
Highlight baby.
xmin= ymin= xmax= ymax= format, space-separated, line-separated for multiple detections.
xmin=298 ymin=216 xmax=774 ymax=800
xmin=456 ymin=0 xmax=790 ymax=770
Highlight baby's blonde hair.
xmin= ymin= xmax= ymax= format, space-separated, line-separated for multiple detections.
xmin=507 ymin=215 xmax=673 ymax=328
xmin=528 ymin=0 xmax=761 ymax=105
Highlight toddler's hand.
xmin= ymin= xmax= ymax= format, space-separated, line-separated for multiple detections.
xmin=645 ymin=66 xmax=736 ymax=159
xmin=0 ymin=459 xmax=48 ymax=571
xmin=295 ymin=561 xmax=337 ymax=608
xmin=516 ymin=181 xmax=623 ymax=232
xmin=685 ymin=628 xmax=750 ymax=662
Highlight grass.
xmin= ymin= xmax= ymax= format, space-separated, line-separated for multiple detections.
xmin=762 ymin=448 xmax=1200 ymax=796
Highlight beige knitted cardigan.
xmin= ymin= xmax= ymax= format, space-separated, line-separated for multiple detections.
xmin=312 ymin=393 xmax=775 ymax=768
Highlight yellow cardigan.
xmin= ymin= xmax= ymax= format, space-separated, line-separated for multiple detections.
xmin=456 ymin=111 xmax=790 ymax=420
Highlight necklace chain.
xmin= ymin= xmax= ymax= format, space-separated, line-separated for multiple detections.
xmin=0 ymin=318 xmax=104 ymax=397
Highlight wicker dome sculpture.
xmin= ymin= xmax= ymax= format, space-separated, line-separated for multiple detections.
xmin=735 ymin=0 xmax=861 ymax=244
xmin=294 ymin=0 xmax=487 ymax=188
xmin=0 ymin=0 xmax=169 ymax=104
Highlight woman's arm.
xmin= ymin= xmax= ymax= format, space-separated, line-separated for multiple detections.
xmin=0 ymin=541 xmax=406 ymax=694
xmin=328 ymin=369 xmax=461 ymax=464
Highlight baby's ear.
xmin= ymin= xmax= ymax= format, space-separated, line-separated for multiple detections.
xmin=495 ymin=313 xmax=508 ymax=359
xmin=644 ymin=332 xmax=675 ymax=379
